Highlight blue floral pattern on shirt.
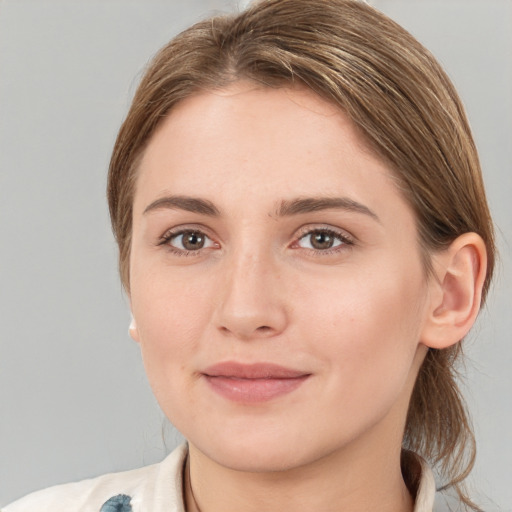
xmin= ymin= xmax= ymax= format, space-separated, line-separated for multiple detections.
xmin=100 ymin=494 xmax=132 ymax=512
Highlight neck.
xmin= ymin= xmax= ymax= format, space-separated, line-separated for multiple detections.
xmin=184 ymin=432 xmax=414 ymax=512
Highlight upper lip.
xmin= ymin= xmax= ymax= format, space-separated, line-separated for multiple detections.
xmin=202 ymin=361 xmax=310 ymax=379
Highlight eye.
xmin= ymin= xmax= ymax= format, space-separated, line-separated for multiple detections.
xmin=162 ymin=229 xmax=216 ymax=253
xmin=295 ymin=228 xmax=352 ymax=251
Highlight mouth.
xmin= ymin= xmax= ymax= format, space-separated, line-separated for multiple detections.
xmin=202 ymin=362 xmax=311 ymax=403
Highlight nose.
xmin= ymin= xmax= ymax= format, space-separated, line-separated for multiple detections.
xmin=214 ymin=250 xmax=288 ymax=340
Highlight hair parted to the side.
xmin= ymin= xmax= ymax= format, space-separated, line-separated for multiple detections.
xmin=107 ymin=1 xmax=495 ymax=509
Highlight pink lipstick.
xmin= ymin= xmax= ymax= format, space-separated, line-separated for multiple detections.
xmin=202 ymin=362 xmax=310 ymax=403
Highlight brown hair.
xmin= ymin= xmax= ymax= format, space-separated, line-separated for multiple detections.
xmin=107 ymin=0 xmax=495 ymax=509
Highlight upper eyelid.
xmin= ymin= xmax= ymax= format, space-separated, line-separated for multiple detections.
xmin=160 ymin=223 xmax=216 ymax=239
xmin=294 ymin=224 xmax=355 ymax=241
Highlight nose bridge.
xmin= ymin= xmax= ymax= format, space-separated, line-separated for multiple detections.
xmin=215 ymin=239 xmax=287 ymax=339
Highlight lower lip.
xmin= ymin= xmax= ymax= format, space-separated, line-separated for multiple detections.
xmin=203 ymin=375 xmax=310 ymax=403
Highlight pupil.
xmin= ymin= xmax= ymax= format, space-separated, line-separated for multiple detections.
xmin=183 ymin=232 xmax=204 ymax=250
xmin=312 ymin=232 xmax=333 ymax=250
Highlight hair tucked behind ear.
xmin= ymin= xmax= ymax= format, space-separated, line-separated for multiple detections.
xmin=107 ymin=1 xmax=495 ymax=508
xmin=405 ymin=344 xmax=478 ymax=509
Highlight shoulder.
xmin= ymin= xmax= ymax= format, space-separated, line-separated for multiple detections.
xmin=1 ymin=444 xmax=188 ymax=512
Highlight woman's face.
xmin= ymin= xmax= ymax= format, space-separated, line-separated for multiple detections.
xmin=129 ymin=83 xmax=431 ymax=472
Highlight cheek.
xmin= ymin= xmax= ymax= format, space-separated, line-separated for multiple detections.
xmin=129 ymin=269 xmax=215 ymax=398
xmin=132 ymin=264 xmax=212 ymax=341
xmin=295 ymin=262 xmax=427 ymax=402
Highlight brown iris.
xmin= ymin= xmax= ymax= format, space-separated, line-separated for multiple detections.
xmin=310 ymin=231 xmax=336 ymax=250
xmin=181 ymin=231 xmax=206 ymax=250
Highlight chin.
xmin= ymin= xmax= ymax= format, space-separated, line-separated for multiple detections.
xmin=201 ymin=441 xmax=310 ymax=473
xmin=186 ymin=421 xmax=346 ymax=474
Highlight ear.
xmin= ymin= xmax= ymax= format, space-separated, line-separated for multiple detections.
xmin=421 ymin=232 xmax=487 ymax=349
xmin=129 ymin=313 xmax=140 ymax=343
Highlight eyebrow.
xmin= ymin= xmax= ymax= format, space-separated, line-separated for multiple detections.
xmin=143 ymin=195 xmax=220 ymax=216
xmin=277 ymin=197 xmax=379 ymax=221
xmin=143 ymin=195 xmax=379 ymax=222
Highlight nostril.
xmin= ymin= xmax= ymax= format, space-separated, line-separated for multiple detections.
xmin=256 ymin=326 xmax=272 ymax=333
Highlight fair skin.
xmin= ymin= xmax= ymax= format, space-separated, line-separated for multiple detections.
xmin=128 ymin=83 xmax=486 ymax=512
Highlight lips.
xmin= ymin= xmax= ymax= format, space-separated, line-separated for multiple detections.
xmin=202 ymin=362 xmax=311 ymax=403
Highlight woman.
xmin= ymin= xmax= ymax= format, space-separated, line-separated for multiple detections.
xmin=3 ymin=0 xmax=496 ymax=511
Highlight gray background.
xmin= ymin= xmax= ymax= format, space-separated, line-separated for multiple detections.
xmin=0 ymin=0 xmax=510 ymax=509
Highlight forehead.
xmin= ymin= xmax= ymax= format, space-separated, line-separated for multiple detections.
xmin=134 ymin=82 xmax=411 ymax=226
xmin=139 ymin=82 xmax=370 ymax=174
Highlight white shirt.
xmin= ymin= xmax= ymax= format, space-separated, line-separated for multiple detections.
xmin=2 ymin=444 xmax=436 ymax=512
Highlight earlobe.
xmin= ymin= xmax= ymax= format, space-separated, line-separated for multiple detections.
xmin=421 ymin=232 xmax=487 ymax=350
xmin=129 ymin=313 xmax=140 ymax=343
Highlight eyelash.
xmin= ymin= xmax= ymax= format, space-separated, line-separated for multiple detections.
xmin=158 ymin=226 xmax=354 ymax=257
